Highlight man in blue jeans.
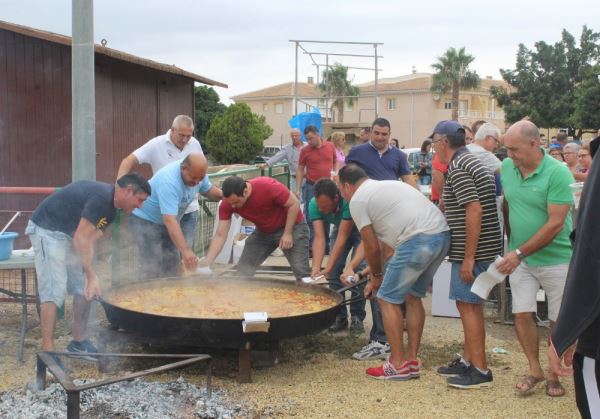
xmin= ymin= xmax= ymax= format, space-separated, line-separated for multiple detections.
xmin=338 ymin=164 xmax=450 ymax=380
xmin=346 ymin=117 xmax=418 ymax=360
xmin=309 ymin=178 xmax=366 ymax=333
xmin=432 ymin=120 xmax=503 ymax=389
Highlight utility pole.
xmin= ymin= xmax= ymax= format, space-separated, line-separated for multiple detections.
xmin=72 ymin=0 xmax=96 ymax=181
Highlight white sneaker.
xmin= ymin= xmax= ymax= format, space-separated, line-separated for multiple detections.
xmin=352 ymin=341 xmax=391 ymax=360
xmin=270 ymin=247 xmax=284 ymax=257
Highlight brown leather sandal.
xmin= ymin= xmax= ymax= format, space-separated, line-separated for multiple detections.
xmin=545 ymin=380 xmax=566 ymax=397
xmin=515 ymin=375 xmax=545 ymax=396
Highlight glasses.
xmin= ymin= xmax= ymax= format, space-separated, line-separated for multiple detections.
xmin=562 ymin=152 xmax=575 ymax=155
xmin=578 ymin=153 xmax=590 ymax=158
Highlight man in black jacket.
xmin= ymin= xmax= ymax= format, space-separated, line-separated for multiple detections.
xmin=549 ymin=136 xmax=600 ymax=418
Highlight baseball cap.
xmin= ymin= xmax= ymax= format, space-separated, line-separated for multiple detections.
xmin=429 ymin=120 xmax=465 ymax=139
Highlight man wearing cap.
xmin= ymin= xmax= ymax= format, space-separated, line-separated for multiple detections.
xmin=497 ymin=120 xmax=574 ymax=397
xmin=432 ymin=120 xmax=502 ymax=389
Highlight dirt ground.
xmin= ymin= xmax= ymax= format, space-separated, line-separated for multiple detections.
xmin=0 ymin=281 xmax=579 ymax=419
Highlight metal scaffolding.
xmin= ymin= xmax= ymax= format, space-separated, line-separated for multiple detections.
xmin=289 ymin=40 xmax=383 ymax=121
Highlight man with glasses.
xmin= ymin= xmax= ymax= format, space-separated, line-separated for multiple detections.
xmin=562 ymin=143 xmax=587 ymax=182
xmin=117 ymin=115 xmax=204 ymax=249
xmin=432 ymin=120 xmax=502 ymax=389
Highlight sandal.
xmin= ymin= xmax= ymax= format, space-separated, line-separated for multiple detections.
xmin=515 ymin=375 xmax=545 ymax=396
xmin=545 ymin=380 xmax=565 ymax=397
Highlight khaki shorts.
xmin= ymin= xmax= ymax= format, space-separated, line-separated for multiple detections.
xmin=509 ymin=262 xmax=568 ymax=321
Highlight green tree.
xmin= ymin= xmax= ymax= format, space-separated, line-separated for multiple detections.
xmin=491 ymin=26 xmax=600 ymax=137
xmin=194 ymin=86 xmax=226 ymax=146
xmin=318 ymin=63 xmax=359 ymax=122
xmin=430 ymin=47 xmax=481 ymax=121
xmin=205 ymin=103 xmax=273 ymax=164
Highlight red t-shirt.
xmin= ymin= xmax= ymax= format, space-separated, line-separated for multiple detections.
xmin=219 ymin=177 xmax=304 ymax=234
xmin=299 ymin=141 xmax=336 ymax=183
xmin=431 ymin=153 xmax=448 ymax=201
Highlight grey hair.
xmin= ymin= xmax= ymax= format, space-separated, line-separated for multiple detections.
xmin=563 ymin=142 xmax=581 ymax=153
xmin=172 ymin=114 xmax=194 ymax=129
xmin=473 ymin=122 xmax=501 ymax=143
xmin=291 ymin=128 xmax=301 ymax=134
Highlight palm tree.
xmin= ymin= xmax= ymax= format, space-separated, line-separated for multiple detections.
xmin=431 ymin=47 xmax=481 ymax=121
xmin=318 ymin=63 xmax=359 ymax=122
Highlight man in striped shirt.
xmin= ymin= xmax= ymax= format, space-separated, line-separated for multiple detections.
xmin=432 ymin=120 xmax=503 ymax=389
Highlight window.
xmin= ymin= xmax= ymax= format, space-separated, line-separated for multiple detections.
xmin=444 ymin=100 xmax=452 ymax=110
xmin=275 ymin=103 xmax=284 ymax=114
xmin=387 ymin=98 xmax=396 ymax=110
xmin=344 ymin=101 xmax=353 ymax=112
xmin=262 ymin=103 xmax=269 ymax=112
xmin=459 ymin=100 xmax=468 ymax=117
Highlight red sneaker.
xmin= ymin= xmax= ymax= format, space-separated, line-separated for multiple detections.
xmin=366 ymin=359 xmax=420 ymax=381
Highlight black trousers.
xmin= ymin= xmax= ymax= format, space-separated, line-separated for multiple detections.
xmin=574 ymin=352 xmax=600 ymax=419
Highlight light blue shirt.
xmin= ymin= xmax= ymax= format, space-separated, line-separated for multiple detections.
xmin=133 ymin=159 xmax=212 ymax=224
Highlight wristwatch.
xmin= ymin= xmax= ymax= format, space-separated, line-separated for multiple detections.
xmin=515 ymin=248 xmax=526 ymax=260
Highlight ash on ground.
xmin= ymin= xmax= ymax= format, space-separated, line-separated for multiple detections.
xmin=0 ymin=376 xmax=246 ymax=419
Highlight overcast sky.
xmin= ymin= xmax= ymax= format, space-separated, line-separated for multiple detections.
xmin=3 ymin=0 xmax=599 ymax=104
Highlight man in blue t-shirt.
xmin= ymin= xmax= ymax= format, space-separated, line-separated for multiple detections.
xmin=129 ymin=153 xmax=222 ymax=279
xmin=345 ymin=118 xmax=419 ymax=361
xmin=309 ymin=178 xmax=366 ymax=333
xmin=26 ymin=174 xmax=150 ymax=360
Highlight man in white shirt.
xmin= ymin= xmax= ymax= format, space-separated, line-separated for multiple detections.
xmin=117 ymin=115 xmax=203 ymax=247
xmin=338 ymin=164 xmax=450 ymax=381
xmin=467 ymin=122 xmax=502 ymax=173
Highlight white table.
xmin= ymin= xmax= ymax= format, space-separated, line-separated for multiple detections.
xmin=0 ymin=253 xmax=37 ymax=363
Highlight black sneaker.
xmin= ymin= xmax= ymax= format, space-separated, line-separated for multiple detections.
xmin=328 ymin=317 xmax=348 ymax=333
xmin=66 ymin=339 xmax=99 ymax=361
xmin=447 ymin=365 xmax=493 ymax=389
xmin=437 ymin=356 xmax=470 ymax=377
xmin=349 ymin=318 xmax=364 ymax=334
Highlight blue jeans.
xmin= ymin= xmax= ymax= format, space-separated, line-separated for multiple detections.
xmin=328 ymin=224 xmax=366 ymax=321
xmin=302 ymin=181 xmax=330 ymax=253
xmin=450 ymin=261 xmax=492 ymax=304
xmin=377 ymin=231 xmax=450 ymax=304
xmin=180 ymin=210 xmax=198 ymax=249
xmin=418 ymin=175 xmax=432 ymax=185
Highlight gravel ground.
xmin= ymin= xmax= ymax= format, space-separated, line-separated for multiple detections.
xmin=0 ymin=289 xmax=579 ymax=418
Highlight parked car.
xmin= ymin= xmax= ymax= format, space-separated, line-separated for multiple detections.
xmin=262 ymin=146 xmax=282 ymax=157
xmin=402 ymin=147 xmax=421 ymax=173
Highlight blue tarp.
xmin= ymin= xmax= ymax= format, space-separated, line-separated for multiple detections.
xmin=288 ymin=108 xmax=322 ymax=142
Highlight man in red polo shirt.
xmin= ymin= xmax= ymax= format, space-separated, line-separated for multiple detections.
xmin=201 ymin=176 xmax=311 ymax=279
xmin=296 ymin=125 xmax=339 ymax=251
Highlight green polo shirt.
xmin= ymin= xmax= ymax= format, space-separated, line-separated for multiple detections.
xmin=308 ymin=196 xmax=352 ymax=226
xmin=500 ymin=151 xmax=574 ymax=266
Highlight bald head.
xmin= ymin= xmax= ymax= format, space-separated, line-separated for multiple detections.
xmin=504 ymin=120 xmax=544 ymax=170
xmin=505 ymin=120 xmax=540 ymax=144
xmin=180 ymin=153 xmax=208 ymax=186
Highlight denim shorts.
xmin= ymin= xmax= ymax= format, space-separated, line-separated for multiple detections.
xmin=449 ymin=261 xmax=492 ymax=304
xmin=26 ymin=221 xmax=85 ymax=306
xmin=377 ymin=231 xmax=450 ymax=305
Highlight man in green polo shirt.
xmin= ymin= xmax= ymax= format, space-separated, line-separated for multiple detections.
xmin=309 ymin=178 xmax=366 ymax=333
xmin=498 ymin=120 xmax=574 ymax=398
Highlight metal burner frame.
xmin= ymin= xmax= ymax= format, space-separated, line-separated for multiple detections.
xmin=36 ymin=351 xmax=212 ymax=419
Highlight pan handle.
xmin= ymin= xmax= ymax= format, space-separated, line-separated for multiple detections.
xmin=336 ymin=273 xmax=368 ymax=294
xmin=337 ymin=273 xmax=369 ymax=306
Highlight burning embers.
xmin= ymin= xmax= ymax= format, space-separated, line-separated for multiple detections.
xmin=0 ymin=377 xmax=246 ymax=418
